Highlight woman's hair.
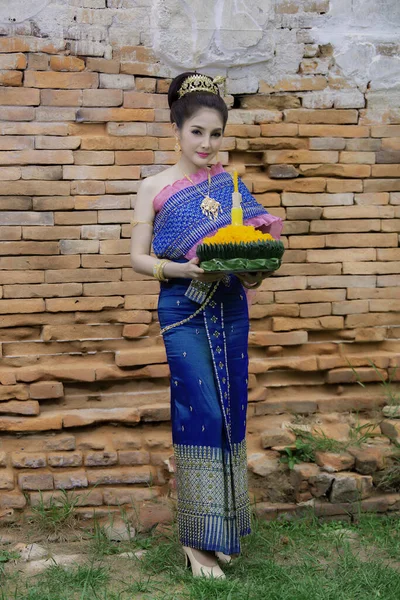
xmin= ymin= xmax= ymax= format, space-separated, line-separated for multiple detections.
xmin=168 ymin=71 xmax=228 ymax=130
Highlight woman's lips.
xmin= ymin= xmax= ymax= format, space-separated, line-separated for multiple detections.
xmin=197 ymin=152 xmax=209 ymax=157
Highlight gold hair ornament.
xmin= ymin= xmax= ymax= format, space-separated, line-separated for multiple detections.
xmin=178 ymin=74 xmax=226 ymax=99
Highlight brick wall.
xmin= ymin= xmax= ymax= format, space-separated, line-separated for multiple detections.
xmin=0 ymin=30 xmax=400 ymax=522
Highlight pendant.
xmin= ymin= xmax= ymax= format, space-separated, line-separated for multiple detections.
xmin=200 ymin=195 xmax=222 ymax=221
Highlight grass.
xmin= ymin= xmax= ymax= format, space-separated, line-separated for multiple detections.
xmin=2 ymin=510 xmax=400 ymax=599
xmin=26 ymin=490 xmax=85 ymax=540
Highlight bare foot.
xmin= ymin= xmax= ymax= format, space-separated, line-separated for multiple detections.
xmin=187 ymin=548 xmax=218 ymax=567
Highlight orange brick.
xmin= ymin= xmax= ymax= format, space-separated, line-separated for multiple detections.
xmin=115 ymin=150 xmax=154 ymax=165
xmin=46 ymin=297 xmax=124 ymax=312
xmin=0 ymin=241 xmax=59 ymax=256
xmin=40 ymin=89 xmax=82 ymax=106
xmin=0 ymin=167 xmax=20 ymax=180
xmin=381 ymin=138 xmax=400 ymax=151
xmin=323 ymin=205 xmax=394 ymax=219
xmin=35 ymin=136 xmax=80 ymax=150
xmin=76 ymin=108 xmax=154 ymax=122
xmin=24 ymin=71 xmax=98 ymax=89
xmin=298 ymin=125 xmax=369 ymax=137
xmin=252 ymin=177 xmax=326 ymax=194
xmin=35 ymin=106 xmax=78 ymax=121
xmin=3 ymin=283 xmax=82 ymax=298
xmin=260 ymin=123 xmax=298 ymax=136
xmin=122 ymin=324 xmax=150 ymax=338
xmin=116 ymin=347 xmax=166 ymax=367
xmin=260 ymin=76 xmax=327 ymax=93
xmin=0 ymin=258 xmax=80 ymax=275
xmin=299 ymin=164 xmax=371 ymax=178
xmin=0 ymin=71 xmax=22 ymax=86
xmin=123 ymin=92 xmax=168 ymax=109
xmin=0 ymin=299 xmax=44 ymax=314
xmin=307 ymin=248 xmax=376 ymax=262
xmin=30 ymin=381 xmax=64 ymax=399
xmin=81 ymin=136 xmax=158 ymax=150
xmin=342 ymin=261 xmax=400 ymax=274
xmin=377 ymin=248 xmax=400 ymax=261
xmin=120 ymin=62 xmax=159 ymax=76
xmin=372 ymin=165 xmax=400 ymax=177
xmin=50 ymin=56 xmax=85 ymax=71
xmin=22 ymin=226 xmax=80 ymax=240
xmin=326 ymin=179 xmax=363 ymax=193
xmin=371 ymin=125 xmax=400 ymax=137
xmin=27 ymin=53 xmax=50 ymax=70
xmin=325 ymin=233 xmax=397 ymax=247
xmin=0 ymin=150 xmax=73 ymax=165
xmin=82 ymin=89 xmax=123 ymax=107
xmin=0 ymin=53 xmax=27 ymax=70
xmin=339 ymin=151 xmax=375 ymax=164
xmin=86 ymin=57 xmax=120 ymax=73
xmin=0 ymin=227 xmax=21 ymax=241
xmin=54 ymin=211 xmax=97 ymax=225
xmin=0 ymin=107 xmax=34 ymax=121
xmin=266 ymin=150 xmax=338 ymax=164
xmin=135 ymin=77 xmax=157 ymax=92
xmin=299 ymin=303 xmax=331 ymax=318
xmin=272 ymin=316 xmax=344 ymax=331
xmin=289 ymin=236 xmax=325 ymax=249
xmin=364 ymin=180 xmax=400 ymax=192
xmin=0 ymin=37 xmax=64 ymax=54
xmin=0 ymin=87 xmax=39 ymax=106
xmin=0 ymin=122 xmax=68 ymax=135
xmin=74 ymin=151 xmax=114 ymax=165
xmin=283 ymin=192 xmax=353 ymax=207
xmin=64 ymin=166 xmax=140 ymax=180
xmin=311 ymin=220 xmax=380 ymax=234
xmin=284 ymin=109 xmax=358 ymax=124
xmin=83 ymin=281 xmax=159 ymax=296
xmin=154 ymin=151 xmax=175 ymax=164
xmin=18 ymin=472 xmax=54 ymax=490
xmin=224 ymin=124 xmax=261 ymax=137
xmin=45 ymin=269 xmax=120 ymax=284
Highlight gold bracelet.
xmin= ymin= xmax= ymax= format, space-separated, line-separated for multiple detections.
xmin=153 ymin=259 xmax=169 ymax=281
xmin=159 ymin=259 xmax=169 ymax=281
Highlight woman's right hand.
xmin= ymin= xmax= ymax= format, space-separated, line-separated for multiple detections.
xmin=179 ymin=257 xmax=223 ymax=282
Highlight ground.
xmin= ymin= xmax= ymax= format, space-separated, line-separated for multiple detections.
xmin=1 ymin=506 xmax=400 ymax=599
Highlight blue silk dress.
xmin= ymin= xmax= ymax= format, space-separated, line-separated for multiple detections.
xmin=153 ymin=164 xmax=282 ymax=555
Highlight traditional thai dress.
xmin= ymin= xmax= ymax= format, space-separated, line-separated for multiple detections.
xmin=153 ymin=163 xmax=283 ymax=555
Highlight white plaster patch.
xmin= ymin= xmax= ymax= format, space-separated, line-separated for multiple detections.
xmin=151 ymin=0 xmax=274 ymax=68
xmin=0 ymin=0 xmax=52 ymax=24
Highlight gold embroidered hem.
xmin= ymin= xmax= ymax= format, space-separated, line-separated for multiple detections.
xmin=173 ymin=441 xmax=251 ymax=554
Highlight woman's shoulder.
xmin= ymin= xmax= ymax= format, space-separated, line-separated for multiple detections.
xmin=138 ymin=166 xmax=178 ymax=200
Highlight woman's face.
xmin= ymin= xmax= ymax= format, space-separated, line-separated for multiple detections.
xmin=174 ymin=107 xmax=224 ymax=168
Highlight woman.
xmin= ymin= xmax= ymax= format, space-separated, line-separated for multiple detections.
xmin=130 ymin=72 xmax=283 ymax=578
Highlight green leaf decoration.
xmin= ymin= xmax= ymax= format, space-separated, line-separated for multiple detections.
xmin=196 ymin=239 xmax=285 ymax=262
xmin=200 ymin=257 xmax=282 ymax=273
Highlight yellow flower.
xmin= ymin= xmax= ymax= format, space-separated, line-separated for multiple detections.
xmin=203 ymin=225 xmax=274 ymax=245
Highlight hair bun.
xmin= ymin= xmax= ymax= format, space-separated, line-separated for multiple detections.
xmin=168 ymin=72 xmax=196 ymax=108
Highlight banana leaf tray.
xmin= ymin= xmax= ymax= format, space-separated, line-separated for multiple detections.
xmin=196 ymin=239 xmax=285 ymax=275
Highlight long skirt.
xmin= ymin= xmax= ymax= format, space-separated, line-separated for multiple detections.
xmin=157 ymin=273 xmax=252 ymax=555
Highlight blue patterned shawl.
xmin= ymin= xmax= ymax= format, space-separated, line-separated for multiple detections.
xmin=153 ymin=171 xmax=279 ymax=260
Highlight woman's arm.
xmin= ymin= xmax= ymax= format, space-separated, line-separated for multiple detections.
xmin=130 ymin=179 xmax=220 ymax=282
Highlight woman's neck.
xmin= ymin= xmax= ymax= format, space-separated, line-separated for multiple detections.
xmin=176 ymin=156 xmax=209 ymax=177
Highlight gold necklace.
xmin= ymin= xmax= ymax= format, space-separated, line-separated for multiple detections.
xmin=183 ymin=168 xmax=222 ymax=221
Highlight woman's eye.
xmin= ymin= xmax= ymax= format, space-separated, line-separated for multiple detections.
xmin=192 ymin=130 xmax=201 ymax=135
xmin=213 ymin=133 xmax=221 ymax=138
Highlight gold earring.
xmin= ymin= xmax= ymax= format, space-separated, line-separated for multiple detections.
xmin=174 ymin=139 xmax=181 ymax=153
xmin=215 ymin=151 xmax=220 ymax=162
